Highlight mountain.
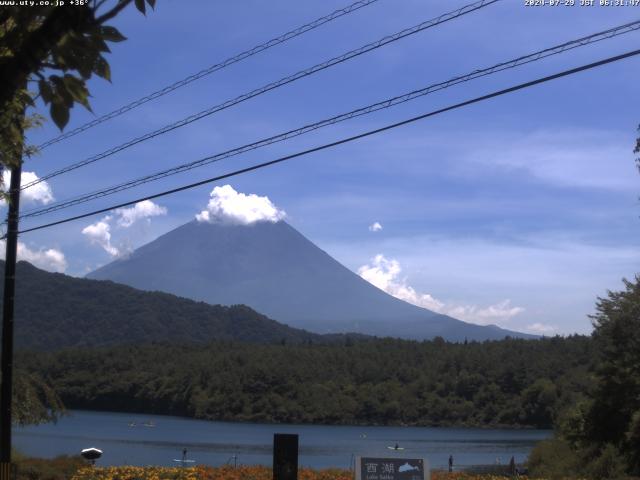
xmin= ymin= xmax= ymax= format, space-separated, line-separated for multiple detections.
xmin=1 ymin=260 xmax=327 ymax=350
xmin=88 ymin=220 xmax=534 ymax=341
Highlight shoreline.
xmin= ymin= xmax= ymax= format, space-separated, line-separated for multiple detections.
xmin=56 ymin=407 xmax=552 ymax=431
xmin=15 ymin=409 xmax=547 ymax=470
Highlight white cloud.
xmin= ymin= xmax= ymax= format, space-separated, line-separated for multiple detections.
xmin=81 ymin=201 xmax=167 ymax=257
xmin=115 ymin=200 xmax=167 ymax=228
xmin=196 ymin=185 xmax=286 ymax=225
xmin=357 ymin=254 xmax=524 ymax=326
xmin=0 ymin=240 xmax=67 ymax=273
xmin=368 ymin=222 xmax=383 ymax=232
xmin=82 ymin=217 xmax=119 ymax=257
xmin=358 ymin=254 xmax=441 ymax=308
xmin=445 ymin=300 xmax=526 ymax=325
xmin=324 ymin=226 xmax=640 ymax=336
xmin=1 ymin=170 xmax=54 ymax=205
xmin=526 ymin=323 xmax=558 ymax=335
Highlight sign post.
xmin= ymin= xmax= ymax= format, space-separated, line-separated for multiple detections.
xmin=0 ymin=163 xmax=22 ymax=479
xmin=273 ymin=433 xmax=298 ymax=480
xmin=355 ymin=457 xmax=430 ymax=480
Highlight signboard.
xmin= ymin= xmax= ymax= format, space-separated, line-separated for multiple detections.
xmin=355 ymin=457 xmax=430 ymax=480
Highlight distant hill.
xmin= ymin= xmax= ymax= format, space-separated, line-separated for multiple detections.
xmin=88 ymin=220 xmax=535 ymax=341
xmin=1 ymin=260 xmax=325 ymax=350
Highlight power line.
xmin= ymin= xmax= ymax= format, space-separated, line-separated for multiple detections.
xmin=20 ymin=19 xmax=640 ymax=220
xmin=23 ymin=0 xmax=501 ymax=191
xmin=36 ymin=0 xmax=381 ymax=150
xmin=14 ymin=48 xmax=640 ymax=237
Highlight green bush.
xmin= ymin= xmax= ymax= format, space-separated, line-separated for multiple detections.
xmin=528 ymin=438 xmax=637 ymax=479
xmin=582 ymin=444 xmax=628 ymax=480
xmin=527 ymin=438 xmax=581 ymax=479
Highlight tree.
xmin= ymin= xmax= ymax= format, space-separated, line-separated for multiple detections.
xmin=527 ymin=279 xmax=640 ymax=478
xmin=0 ymin=0 xmax=156 ymax=452
xmin=12 ymin=370 xmax=64 ymax=426
xmin=584 ymin=277 xmax=640 ymax=475
xmin=528 ymin=129 xmax=640 ymax=479
xmin=0 ymin=0 xmax=156 ymax=173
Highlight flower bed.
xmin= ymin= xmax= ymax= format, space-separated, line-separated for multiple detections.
xmin=70 ymin=465 xmax=536 ymax=480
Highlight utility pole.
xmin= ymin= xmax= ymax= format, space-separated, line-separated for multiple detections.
xmin=0 ymin=152 xmax=22 ymax=475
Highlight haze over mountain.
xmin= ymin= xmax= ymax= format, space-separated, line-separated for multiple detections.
xmin=1 ymin=260 xmax=325 ymax=350
xmin=88 ymin=218 xmax=534 ymax=341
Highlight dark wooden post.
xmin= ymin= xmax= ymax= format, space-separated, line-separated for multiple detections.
xmin=273 ymin=433 xmax=298 ymax=480
xmin=0 ymin=160 xmax=22 ymax=475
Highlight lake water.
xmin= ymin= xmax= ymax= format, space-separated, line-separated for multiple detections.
xmin=15 ymin=410 xmax=550 ymax=470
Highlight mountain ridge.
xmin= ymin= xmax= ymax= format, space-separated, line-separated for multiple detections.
xmin=88 ymin=220 xmax=535 ymax=341
xmin=1 ymin=260 xmax=338 ymax=350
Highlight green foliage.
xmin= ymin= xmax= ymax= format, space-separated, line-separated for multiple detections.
xmin=18 ymin=335 xmax=595 ymax=428
xmin=527 ymin=438 xmax=581 ymax=479
xmin=12 ymin=369 xmax=64 ymax=426
xmin=0 ymin=0 xmax=155 ymax=175
xmin=529 ymin=276 xmax=640 ymax=478
xmin=1 ymin=367 xmax=64 ymax=427
xmin=529 ymin=438 xmax=630 ymax=479
xmin=0 ymin=96 xmax=44 ymax=201
xmin=584 ymin=444 xmax=628 ymax=480
xmin=556 ymin=400 xmax=590 ymax=449
xmin=584 ymin=277 xmax=640 ymax=475
xmin=625 ymin=410 xmax=640 ymax=473
xmin=521 ymin=378 xmax=559 ymax=427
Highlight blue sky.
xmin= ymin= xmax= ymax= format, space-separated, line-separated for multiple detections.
xmin=11 ymin=0 xmax=640 ymax=335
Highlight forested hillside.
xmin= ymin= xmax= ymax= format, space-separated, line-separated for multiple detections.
xmin=2 ymin=261 xmax=326 ymax=349
xmin=19 ymin=335 xmax=594 ymax=428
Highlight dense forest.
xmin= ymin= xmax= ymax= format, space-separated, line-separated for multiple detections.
xmin=19 ymin=335 xmax=593 ymax=429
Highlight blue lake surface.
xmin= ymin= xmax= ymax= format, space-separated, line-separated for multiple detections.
xmin=15 ymin=410 xmax=550 ymax=469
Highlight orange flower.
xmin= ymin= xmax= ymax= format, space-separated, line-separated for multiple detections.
xmin=71 ymin=464 xmax=552 ymax=480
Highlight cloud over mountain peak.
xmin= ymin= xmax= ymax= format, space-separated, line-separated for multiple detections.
xmin=195 ymin=185 xmax=286 ymax=225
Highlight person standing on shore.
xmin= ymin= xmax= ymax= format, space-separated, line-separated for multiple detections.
xmin=448 ymin=455 xmax=453 ymax=472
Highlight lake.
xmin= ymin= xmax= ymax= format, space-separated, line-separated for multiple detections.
xmin=15 ymin=410 xmax=550 ymax=470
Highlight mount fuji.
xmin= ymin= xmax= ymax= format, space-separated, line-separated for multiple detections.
xmin=88 ymin=219 xmax=534 ymax=341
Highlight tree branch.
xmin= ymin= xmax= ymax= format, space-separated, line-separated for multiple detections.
xmin=94 ymin=0 xmax=110 ymax=11
xmin=95 ymin=0 xmax=133 ymax=25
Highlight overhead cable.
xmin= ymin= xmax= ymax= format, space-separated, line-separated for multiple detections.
xmin=36 ymin=0 xmax=381 ymax=150
xmin=14 ymin=47 xmax=640 ymax=237
xmin=20 ymin=19 xmax=640 ymax=219
xmin=23 ymin=0 xmax=501 ymax=190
